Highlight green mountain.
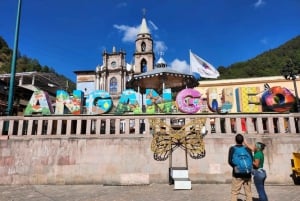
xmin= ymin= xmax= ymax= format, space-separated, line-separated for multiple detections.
xmin=0 ymin=36 xmax=76 ymax=91
xmin=217 ymin=35 xmax=300 ymax=79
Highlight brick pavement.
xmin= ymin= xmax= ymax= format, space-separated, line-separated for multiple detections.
xmin=0 ymin=184 xmax=299 ymax=201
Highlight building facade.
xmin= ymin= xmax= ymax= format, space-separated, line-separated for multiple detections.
xmin=74 ymin=15 xmax=300 ymax=115
xmin=74 ymin=16 xmax=155 ymax=107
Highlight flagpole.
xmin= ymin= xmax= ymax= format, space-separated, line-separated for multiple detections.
xmin=7 ymin=0 xmax=22 ymax=116
xmin=189 ymin=49 xmax=192 ymax=74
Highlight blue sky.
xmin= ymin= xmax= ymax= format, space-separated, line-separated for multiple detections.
xmin=1 ymin=0 xmax=300 ymax=82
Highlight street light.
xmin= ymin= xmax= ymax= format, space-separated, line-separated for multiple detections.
xmin=281 ymin=59 xmax=300 ymax=112
xmin=7 ymin=0 xmax=22 ymax=115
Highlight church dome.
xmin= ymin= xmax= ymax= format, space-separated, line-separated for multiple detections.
xmin=156 ymin=54 xmax=167 ymax=68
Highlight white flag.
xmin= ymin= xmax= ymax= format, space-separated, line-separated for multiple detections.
xmin=190 ymin=50 xmax=220 ymax=79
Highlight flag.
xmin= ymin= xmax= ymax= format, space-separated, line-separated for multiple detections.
xmin=190 ymin=50 xmax=220 ymax=79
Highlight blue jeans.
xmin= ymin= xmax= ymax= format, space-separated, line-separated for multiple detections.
xmin=252 ymin=169 xmax=268 ymax=201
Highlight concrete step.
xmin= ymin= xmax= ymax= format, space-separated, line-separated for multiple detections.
xmin=173 ymin=178 xmax=192 ymax=190
xmin=171 ymin=167 xmax=189 ymax=179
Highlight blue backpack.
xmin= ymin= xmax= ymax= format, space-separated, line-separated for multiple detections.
xmin=232 ymin=146 xmax=252 ymax=174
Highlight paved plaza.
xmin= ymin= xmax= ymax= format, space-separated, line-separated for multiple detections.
xmin=0 ymin=183 xmax=299 ymax=201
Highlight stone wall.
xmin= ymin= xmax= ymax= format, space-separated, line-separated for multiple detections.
xmin=1 ymin=135 xmax=300 ymax=185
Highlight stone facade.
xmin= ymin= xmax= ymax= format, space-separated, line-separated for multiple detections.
xmin=0 ymin=135 xmax=299 ymax=185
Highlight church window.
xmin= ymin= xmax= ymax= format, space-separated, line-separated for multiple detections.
xmin=141 ymin=42 xmax=146 ymax=52
xmin=141 ymin=59 xmax=147 ymax=73
xmin=109 ymin=77 xmax=118 ymax=94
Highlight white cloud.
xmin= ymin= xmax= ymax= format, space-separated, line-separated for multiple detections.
xmin=114 ymin=19 xmax=158 ymax=43
xmin=116 ymin=2 xmax=127 ymax=8
xmin=170 ymin=59 xmax=190 ymax=74
xmin=154 ymin=41 xmax=168 ymax=54
xmin=113 ymin=24 xmax=139 ymax=42
xmin=254 ymin=0 xmax=266 ymax=8
xmin=148 ymin=20 xmax=158 ymax=30
xmin=260 ymin=37 xmax=268 ymax=45
xmin=114 ymin=20 xmax=169 ymax=60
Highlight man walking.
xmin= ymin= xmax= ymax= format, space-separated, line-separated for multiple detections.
xmin=228 ymin=134 xmax=253 ymax=201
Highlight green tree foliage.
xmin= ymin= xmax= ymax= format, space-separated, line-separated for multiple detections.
xmin=0 ymin=37 xmax=12 ymax=69
xmin=217 ymin=35 xmax=300 ymax=79
xmin=0 ymin=36 xmax=75 ymax=91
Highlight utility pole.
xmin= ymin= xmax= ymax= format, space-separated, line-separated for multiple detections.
xmin=7 ymin=0 xmax=22 ymax=115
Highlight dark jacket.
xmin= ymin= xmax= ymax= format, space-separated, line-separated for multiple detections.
xmin=228 ymin=144 xmax=253 ymax=178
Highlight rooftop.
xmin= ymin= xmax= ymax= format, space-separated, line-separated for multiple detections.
xmin=0 ymin=71 xmax=70 ymax=96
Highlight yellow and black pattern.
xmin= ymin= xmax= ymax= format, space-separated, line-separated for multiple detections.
xmin=149 ymin=118 xmax=206 ymax=161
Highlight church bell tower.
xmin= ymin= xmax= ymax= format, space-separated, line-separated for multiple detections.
xmin=133 ymin=14 xmax=155 ymax=74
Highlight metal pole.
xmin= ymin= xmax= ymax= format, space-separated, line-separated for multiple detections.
xmin=7 ymin=0 xmax=22 ymax=115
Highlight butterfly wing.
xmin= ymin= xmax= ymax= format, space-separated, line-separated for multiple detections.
xmin=185 ymin=129 xmax=206 ymax=159
xmin=176 ymin=118 xmax=206 ymax=159
xmin=150 ymin=118 xmax=175 ymax=161
xmin=151 ymin=131 xmax=172 ymax=161
xmin=149 ymin=118 xmax=206 ymax=160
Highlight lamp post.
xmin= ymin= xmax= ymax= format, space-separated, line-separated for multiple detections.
xmin=7 ymin=0 xmax=22 ymax=115
xmin=281 ymin=59 xmax=300 ymax=112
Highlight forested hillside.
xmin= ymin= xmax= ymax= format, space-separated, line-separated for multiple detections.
xmin=0 ymin=36 xmax=75 ymax=91
xmin=217 ymin=35 xmax=300 ymax=79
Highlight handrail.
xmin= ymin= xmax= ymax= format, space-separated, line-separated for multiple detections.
xmin=1 ymin=113 xmax=300 ymax=138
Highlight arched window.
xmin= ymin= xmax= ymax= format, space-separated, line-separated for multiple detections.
xmin=109 ymin=77 xmax=118 ymax=94
xmin=141 ymin=42 xmax=146 ymax=52
xmin=141 ymin=59 xmax=147 ymax=72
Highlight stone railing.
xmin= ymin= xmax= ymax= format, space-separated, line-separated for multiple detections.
xmin=1 ymin=113 xmax=300 ymax=138
xmin=1 ymin=113 xmax=300 ymax=185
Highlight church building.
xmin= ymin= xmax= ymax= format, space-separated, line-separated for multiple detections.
xmin=74 ymin=15 xmax=156 ymax=107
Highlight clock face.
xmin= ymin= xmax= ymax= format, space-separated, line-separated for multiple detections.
xmin=111 ymin=61 xmax=117 ymax=68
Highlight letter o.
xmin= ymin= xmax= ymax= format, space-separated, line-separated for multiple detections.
xmin=176 ymin=88 xmax=201 ymax=114
xmin=261 ymin=86 xmax=295 ymax=112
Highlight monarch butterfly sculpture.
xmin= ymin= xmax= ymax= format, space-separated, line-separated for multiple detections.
xmin=149 ymin=118 xmax=207 ymax=161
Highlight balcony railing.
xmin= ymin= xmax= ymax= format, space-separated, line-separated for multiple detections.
xmin=1 ymin=113 xmax=300 ymax=138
